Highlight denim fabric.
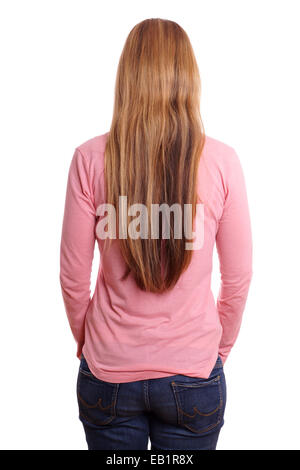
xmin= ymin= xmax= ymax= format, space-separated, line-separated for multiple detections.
xmin=77 ymin=354 xmax=226 ymax=450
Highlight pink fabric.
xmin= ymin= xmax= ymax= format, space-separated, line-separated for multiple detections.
xmin=60 ymin=132 xmax=253 ymax=383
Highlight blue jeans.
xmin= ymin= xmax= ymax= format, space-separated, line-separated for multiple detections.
xmin=77 ymin=354 xmax=226 ymax=450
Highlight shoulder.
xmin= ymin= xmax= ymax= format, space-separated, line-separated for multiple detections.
xmin=73 ymin=131 xmax=109 ymax=175
xmin=76 ymin=131 xmax=109 ymax=158
xmin=202 ymin=134 xmax=243 ymax=181
xmin=202 ymin=135 xmax=238 ymax=166
xmin=198 ymin=135 xmax=244 ymax=203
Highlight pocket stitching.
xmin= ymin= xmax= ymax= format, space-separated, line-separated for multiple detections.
xmin=79 ymin=368 xmax=94 ymax=378
xmin=79 ymin=408 xmax=115 ymax=426
xmin=172 ymin=374 xmax=220 ymax=389
xmin=171 ymin=375 xmax=223 ymax=434
xmin=77 ymin=376 xmax=120 ymax=426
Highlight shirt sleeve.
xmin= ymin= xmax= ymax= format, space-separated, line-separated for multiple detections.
xmin=59 ymin=147 xmax=96 ymax=359
xmin=216 ymin=148 xmax=253 ymax=364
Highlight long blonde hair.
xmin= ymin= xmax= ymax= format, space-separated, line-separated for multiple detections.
xmin=104 ymin=18 xmax=205 ymax=293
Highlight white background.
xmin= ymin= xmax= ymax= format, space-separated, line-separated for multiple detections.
xmin=0 ymin=0 xmax=299 ymax=450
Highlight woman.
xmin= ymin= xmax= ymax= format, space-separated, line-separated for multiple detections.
xmin=60 ymin=18 xmax=253 ymax=450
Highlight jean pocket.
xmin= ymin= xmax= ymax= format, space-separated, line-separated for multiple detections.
xmin=171 ymin=374 xmax=224 ymax=434
xmin=77 ymin=358 xmax=120 ymax=426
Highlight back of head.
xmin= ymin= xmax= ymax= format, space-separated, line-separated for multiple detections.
xmin=104 ymin=18 xmax=206 ymax=293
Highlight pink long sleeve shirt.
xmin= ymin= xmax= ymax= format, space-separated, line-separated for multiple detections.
xmin=60 ymin=132 xmax=253 ymax=383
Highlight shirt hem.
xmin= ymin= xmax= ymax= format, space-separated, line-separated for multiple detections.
xmin=82 ymin=345 xmax=217 ymax=383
